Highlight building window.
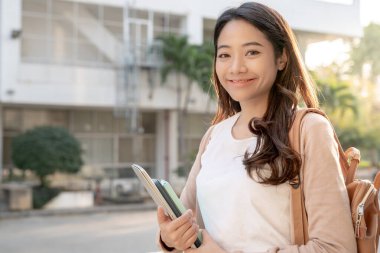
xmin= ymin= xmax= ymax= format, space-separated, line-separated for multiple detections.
xmin=152 ymin=12 xmax=185 ymax=39
xmin=203 ymin=18 xmax=216 ymax=43
xmin=126 ymin=8 xmax=186 ymax=66
xmin=72 ymin=111 xmax=95 ymax=133
xmin=21 ymin=0 xmax=123 ymax=67
xmin=179 ymin=113 xmax=212 ymax=164
xmin=71 ymin=110 xmax=156 ymax=167
xmin=4 ymin=109 xmax=22 ymax=132
xmin=118 ymin=135 xmax=155 ymax=164
xmin=127 ymin=8 xmax=186 ymax=39
xmin=79 ymin=137 xmax=114 ymax=164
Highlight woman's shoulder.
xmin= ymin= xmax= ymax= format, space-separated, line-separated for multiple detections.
xmin=300 ymin=111 xmax=335 ymax=142
xmin=202 ymin=113 xmax=240 ymax=142
xmin=211 ymin=113 xmax=240 ymax=132
xmin=301 ymin=111 xmax=331 ymax=131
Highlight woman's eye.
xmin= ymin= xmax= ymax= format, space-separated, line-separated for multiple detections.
xmin=217 ymin=53 xmax=230 ymax=58
xmin=246 ymin=50 xmax=260 ymax=56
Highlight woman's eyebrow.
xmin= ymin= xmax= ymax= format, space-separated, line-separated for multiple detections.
xmin=217 ymin=45 xmax=230 ymax=50
xmin=243 ymin=41 xmax=264 ymax=47
xmin=217 ymin=41 xmax=264 ymax=50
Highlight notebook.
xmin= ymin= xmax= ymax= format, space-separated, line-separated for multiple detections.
xmin=131 ymin=163 xmax=202 ymax=248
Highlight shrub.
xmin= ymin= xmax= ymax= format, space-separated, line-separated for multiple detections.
xmin=12 ymin=126 xmax=83 ymax=187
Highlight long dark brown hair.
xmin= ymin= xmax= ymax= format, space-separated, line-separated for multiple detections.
xmin=212 ymin=2 xmax=319 ymax=185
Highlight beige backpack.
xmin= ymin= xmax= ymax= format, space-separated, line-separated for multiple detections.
xmin=289 ymin=108 xmax=380 ymax=253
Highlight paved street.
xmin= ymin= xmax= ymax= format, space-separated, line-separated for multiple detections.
xmin=0 ymin=210 xmax=160 ymax=253
xmin=1 ymin=208 xmax=379 ymax=253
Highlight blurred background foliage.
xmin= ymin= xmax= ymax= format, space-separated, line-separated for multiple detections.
xmin=314 ymin=23 xmax=380 ymax=168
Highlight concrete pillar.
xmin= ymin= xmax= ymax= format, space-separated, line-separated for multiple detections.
xmin=168 ymin=110 xmax=178 ymax=181
xmin=155 ymin=110 xmax=166 ymax=179
xmin=155 ymin=110 xmax=178 ymax=181
xmin=0 ymin=105 xmax=2 ymax=182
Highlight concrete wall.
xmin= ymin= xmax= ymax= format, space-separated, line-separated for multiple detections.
xmin=44 ymin=191 xmax=94 ymax=210
xmin=0 ymin=0 xmax=21 ymax=103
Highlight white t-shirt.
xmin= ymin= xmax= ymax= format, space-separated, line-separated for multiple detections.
xmin=196 ymin=113 xmax=291 ymax=252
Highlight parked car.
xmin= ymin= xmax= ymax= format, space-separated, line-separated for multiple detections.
xmin=99 ymin=166 xmax=151 ymax=201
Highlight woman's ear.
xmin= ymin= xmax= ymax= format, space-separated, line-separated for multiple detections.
xmin=277 ymin=49 xmax=288 ymax=71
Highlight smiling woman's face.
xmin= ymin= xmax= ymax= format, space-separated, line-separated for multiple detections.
xmin=215 ymin=19 xmax=286 ymax=105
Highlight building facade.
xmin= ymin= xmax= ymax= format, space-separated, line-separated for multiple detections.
xmin=0 ymin=0 xmax=361 ymax=188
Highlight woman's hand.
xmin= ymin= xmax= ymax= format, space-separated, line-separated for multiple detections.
xmin=157 ymin=206 xmax=199 ymax=251
xmin=185 ymin=230 xmax=227 ymax=253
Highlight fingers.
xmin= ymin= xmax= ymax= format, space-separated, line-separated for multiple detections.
xmin=184 ymin=248 xmax=194 ymax=253
xmin=183 ymin=227 xmax=200 ymax=249
xmin=182 ymin=220 xmax=199 ymax=242
xmin=157 ymin=206 xmax=170 ymax=224
xmin=175 ymin=217 xmax=193 ymax=235
xmin=158 ymin=208 xmax=198 ymax=250
xmin=167 ymin=209 xmax=194 ymax=231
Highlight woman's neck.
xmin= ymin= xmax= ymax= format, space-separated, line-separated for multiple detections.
xmin=237 ymin=99 xmax=268 ymax=126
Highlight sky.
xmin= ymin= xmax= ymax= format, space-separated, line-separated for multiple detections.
xmin=305 ymin=0 xmax=380 ymax=69
xmin=360 ymin=0 xmax=380 ymax=26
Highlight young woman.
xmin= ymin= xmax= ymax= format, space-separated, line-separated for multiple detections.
xmin=157 ymin=2 xmax=356 ymax=252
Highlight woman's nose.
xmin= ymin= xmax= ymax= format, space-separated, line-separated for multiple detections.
xmin=229 ymin=56 xmax=248 ymax=74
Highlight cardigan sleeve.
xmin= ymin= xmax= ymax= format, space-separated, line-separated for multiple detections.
xmin=157 ymin=126 xmax=213 ymax=252
xmin=276 ymin=113 xmax=357 ymax=253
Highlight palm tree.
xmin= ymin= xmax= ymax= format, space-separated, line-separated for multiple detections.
xmin=158 ymin=35 xmax=190 ymax=110
xmin=311 ymin=69 xmax=358 ymax=121
xmin=183 ymin=42 xmax=214 ymax=114
xmin=157 ymin=34 xmax=214 ymax=161
xmin=317 ymin=80 xmax=358 ymax=118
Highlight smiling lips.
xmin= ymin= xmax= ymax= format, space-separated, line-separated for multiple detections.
xmin=227 ymin=78 xmax=257 ymax=87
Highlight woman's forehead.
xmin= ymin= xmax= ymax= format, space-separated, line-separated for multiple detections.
xmin=217 ymin=19 xmax=270 ymax=47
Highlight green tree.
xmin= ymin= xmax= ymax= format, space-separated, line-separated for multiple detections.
xmin=350 ymin=23 xmax=380 ymax=81
xmin=317 ymin=80 xmax=358 ymax=118
xmin=11 ymin=126 xmax=83 ymax=187
xmin=347 ymin=23 xmax=380 ymax=167
xmin=312 ymin=70 xmax=358 ymax=122
xmin=158 ymin=34 xmax=213 ymax=161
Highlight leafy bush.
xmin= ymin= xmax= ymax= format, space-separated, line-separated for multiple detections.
xmin=11 ymin=126 xmax=83 ymax=187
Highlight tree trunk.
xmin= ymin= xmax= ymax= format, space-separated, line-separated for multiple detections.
xmin=176 ymin=73 xmax=184 ymax=163
xmin=22 ymin=169 xmax=26 ymax=180
xmin=39 ymin=175 xmax=48 ymax=188
xmin=179 ymin=79 xmax=194 ymax=165
xmin=183 ymin=79 xmax=194 ymax=115
xmin=370 ymin=148 xmax=378 ymax=168
xmin=8 ymin=166 xmax=14 ymax=181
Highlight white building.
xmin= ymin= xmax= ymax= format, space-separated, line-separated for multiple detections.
xmin=0 ymin=0 xmax=361 ymax=186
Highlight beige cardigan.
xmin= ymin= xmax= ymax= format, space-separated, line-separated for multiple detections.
xmin=158 ymin=113 xmax=357 ymax=253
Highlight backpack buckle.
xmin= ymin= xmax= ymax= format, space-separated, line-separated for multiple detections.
xmin=289 ymin=174 xmax=301 ymax=189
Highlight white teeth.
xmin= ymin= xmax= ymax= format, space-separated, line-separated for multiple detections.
xmin=231 ymin=79 xmax=251 ymax=82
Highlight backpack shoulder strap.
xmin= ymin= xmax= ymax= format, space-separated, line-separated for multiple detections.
xmin=289 ymin=108 xmax=312 ymax=245
xmin=289 ymin=107 xmax=351 ymax=245
xmin=374 ymin=172 xmax=380 ymax=191
xmin=290 ymin=108 xmax=350 ymax=181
